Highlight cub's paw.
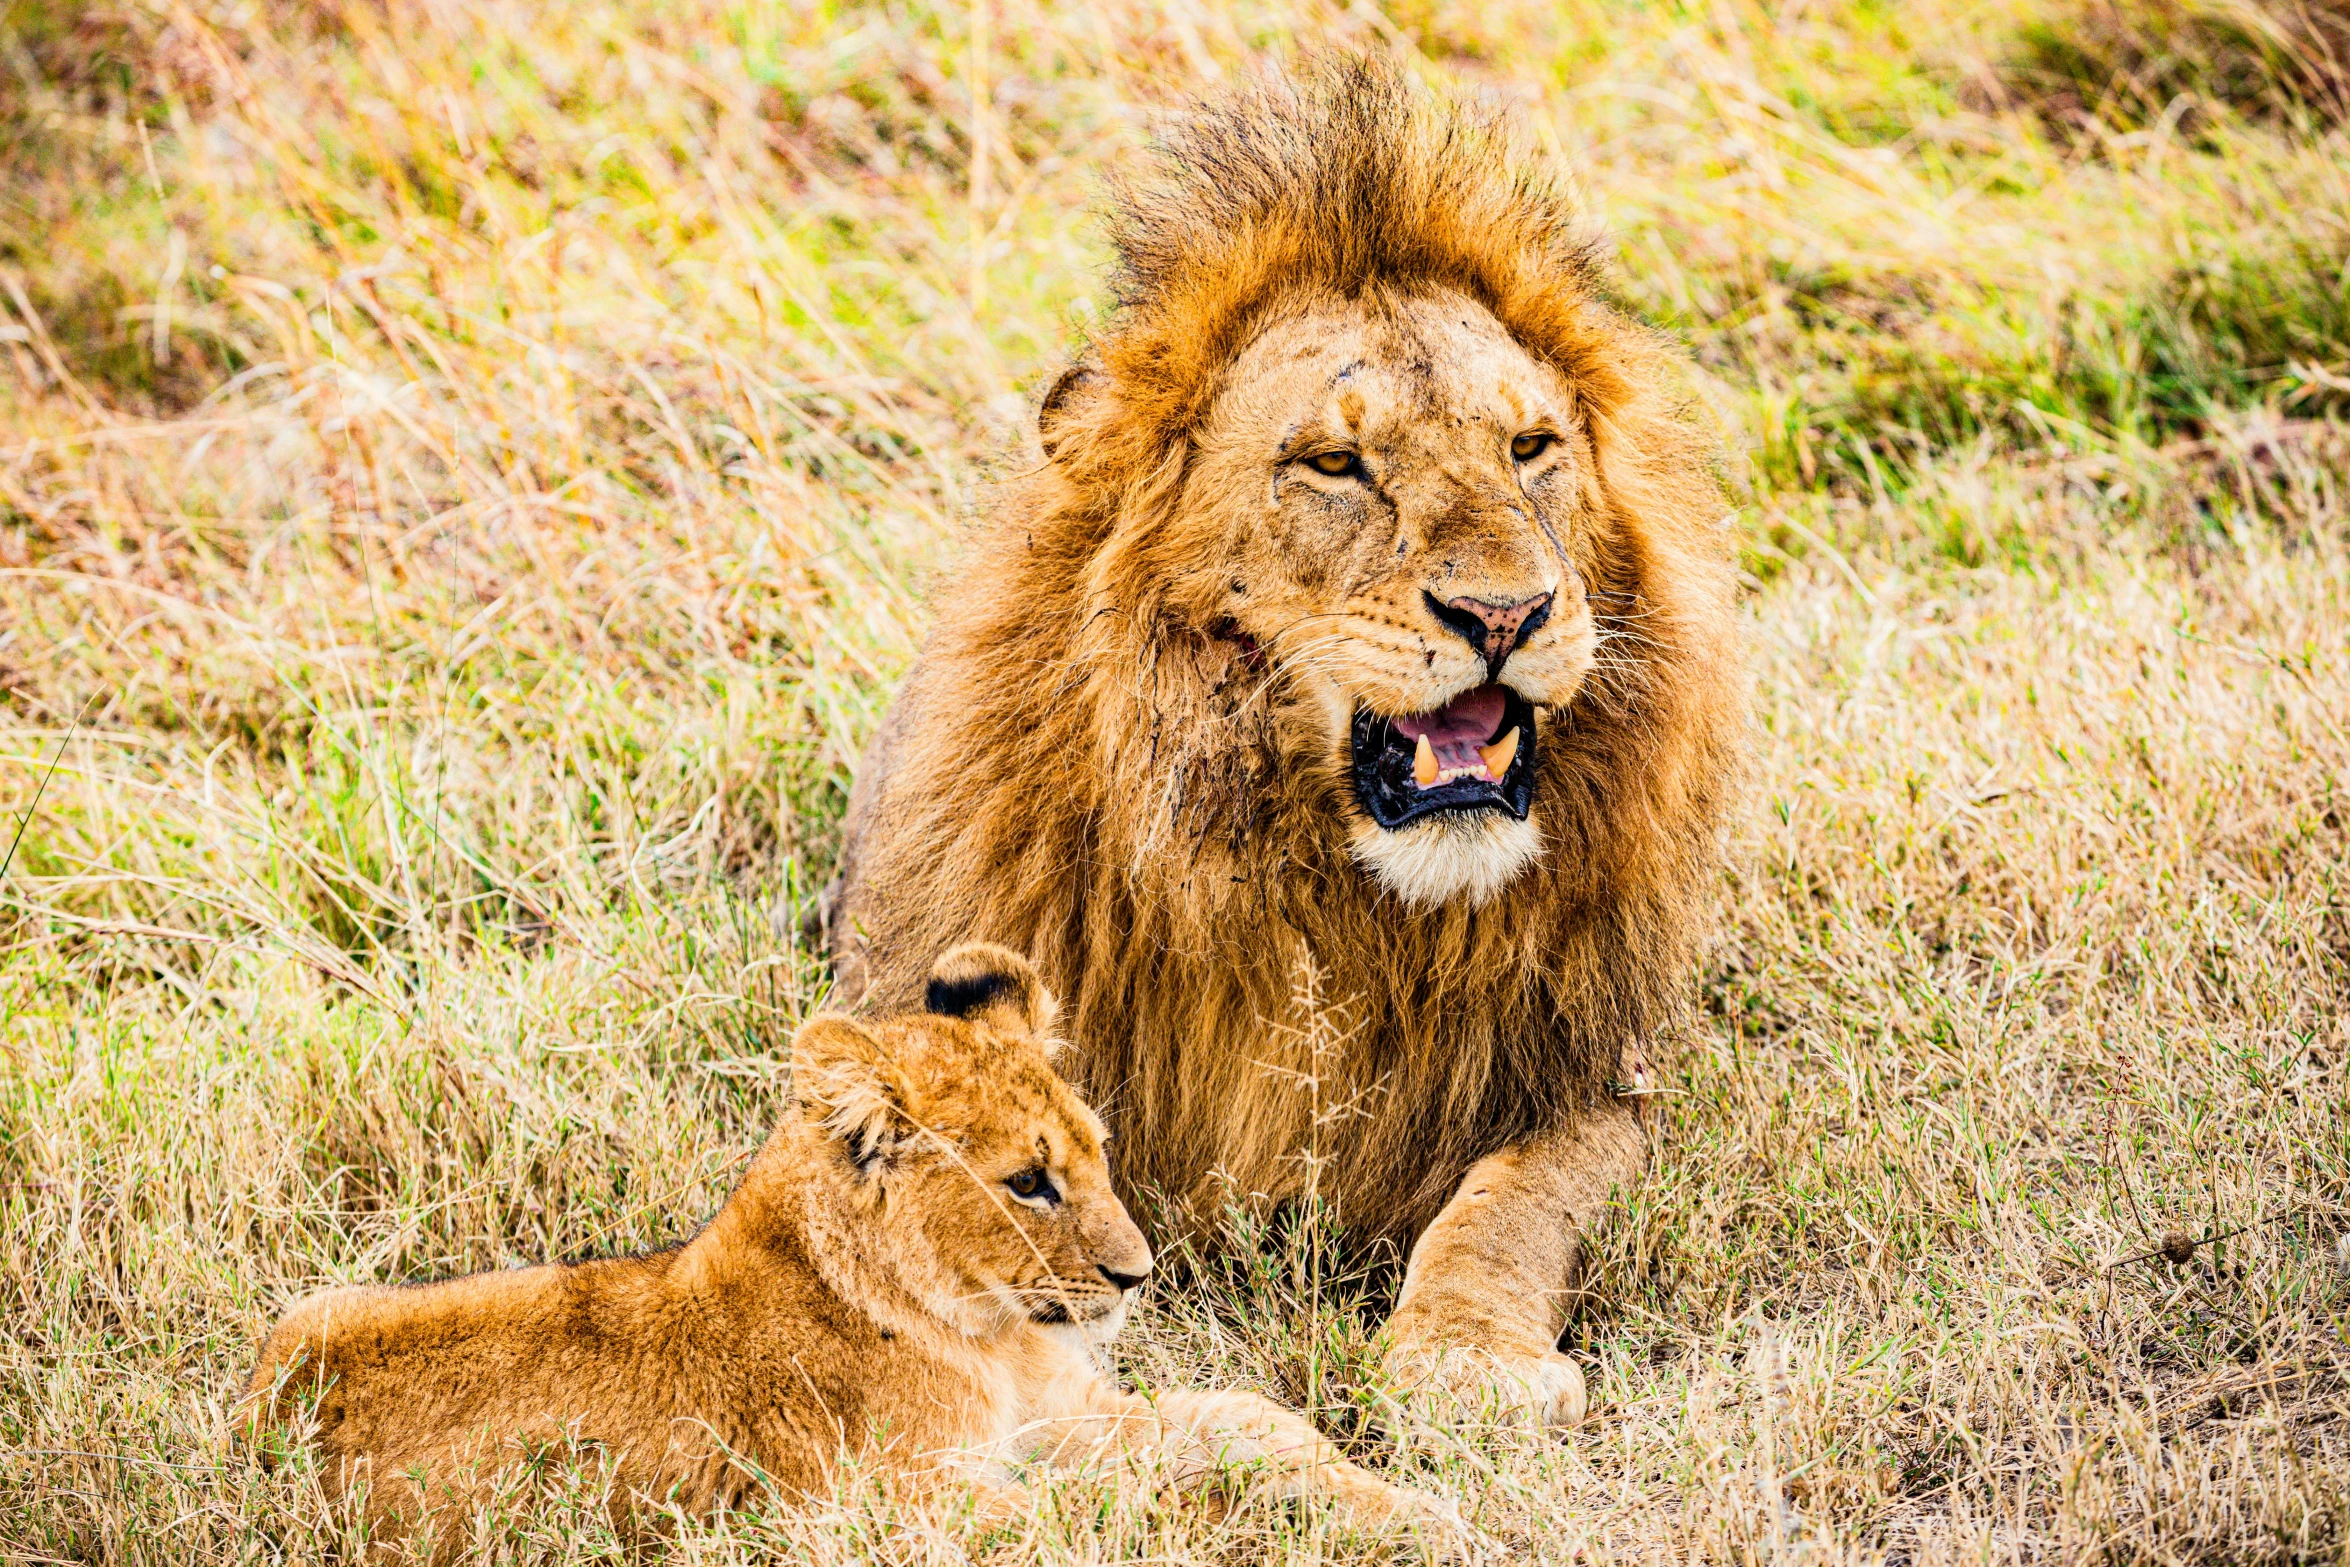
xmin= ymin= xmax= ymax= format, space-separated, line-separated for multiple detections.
xmin=1372 ymin=1342 xmax=1589 ymax=1440
xmin=1326 ymin=1466 xmax=1478 ymax=1562
xmin=1397 ymin=1488 xmax=1479 ymax=1562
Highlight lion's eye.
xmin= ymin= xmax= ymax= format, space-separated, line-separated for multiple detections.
xmin=1511 ymin=432 xmax=1554 ymax=462
xmin=1006 ymin=1167 xmax=1058 ymax=1203
xmin=1305 ymin=449 xmax=1362 ymax=478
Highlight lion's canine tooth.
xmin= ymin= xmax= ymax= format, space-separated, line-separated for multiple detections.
xmin=1479 ymin=726 xmax=1520 ymax=779
xmin=1412 ymin=732 xmax=1439 ymax=787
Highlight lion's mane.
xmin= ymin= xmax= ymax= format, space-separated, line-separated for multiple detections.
xmin=830 ymin=59 xmax=1745 ymax=1245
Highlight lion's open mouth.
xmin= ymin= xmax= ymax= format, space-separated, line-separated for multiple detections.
xmin=1350 ymin=684 xmax=1537 ymax=830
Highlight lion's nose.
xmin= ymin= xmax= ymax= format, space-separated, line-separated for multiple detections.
xmin=1425 ymin=590 xmax=1553 ymax=678
xmin=1099 ymin=1263 xmax=1152 ymax=1292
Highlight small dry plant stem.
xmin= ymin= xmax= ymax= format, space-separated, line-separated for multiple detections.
xmin=1298 ymin=955 xmax=1327 ymax=1404
xmin=1263 ymin=953 xmax=1370 ymax=1415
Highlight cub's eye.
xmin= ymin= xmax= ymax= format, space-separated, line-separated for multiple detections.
xmin=1511 ymin=432 xmax=1554 ymax=462
xmin=1006 ymin=1167 xmax=1058 ymax=1203
xmin=1305 ymin=449 xmax=1362 ymax=478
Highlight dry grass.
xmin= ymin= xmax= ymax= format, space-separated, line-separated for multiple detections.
xmin=3 ymin=0 xmax=2347 ymax=1561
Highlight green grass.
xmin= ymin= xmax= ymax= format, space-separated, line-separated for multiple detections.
xmin=3 ymin=0 xmax=2348 ymax=1561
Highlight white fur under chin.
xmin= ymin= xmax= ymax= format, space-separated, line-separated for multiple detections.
xmin=1350 ymin=810 xmax=1545 ymax=908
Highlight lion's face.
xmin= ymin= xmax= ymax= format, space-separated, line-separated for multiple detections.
xmin=1178 ymin=289 xmax=1602 ymax=907
xmin=794 ymin=945 xmax=1153 ymax=1338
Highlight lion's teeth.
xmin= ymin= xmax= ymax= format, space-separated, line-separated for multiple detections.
xmin=1412 ymin=732 xmax=1439 ymax=787
xmin=1479 ymin=727 xmax=1520 ymax=778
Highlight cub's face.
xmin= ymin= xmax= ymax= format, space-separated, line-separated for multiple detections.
xmin=898 ymin=1043 xmax=1142 ymax=1334
xmin=792 ymin=944 xmax=1152 ymax=1338
xmin=1175 ymin=289 xmax=1603 ymax=908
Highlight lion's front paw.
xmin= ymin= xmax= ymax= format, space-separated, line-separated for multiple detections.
xmin=1373 ymin=1341 xmax=1589 ymax=1438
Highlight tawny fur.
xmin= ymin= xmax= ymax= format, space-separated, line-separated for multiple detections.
xmin=826 ymin=60 xmax=1744 ymax=1260
xmin=238 ymin=945 xmax=1463 ymax=1552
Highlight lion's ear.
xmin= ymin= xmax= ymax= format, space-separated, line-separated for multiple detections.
xmin=1037 ymin=362 xmax=1100 ymax=463
xmin=926 ymin=942 xmax=1057 ymax=1039
xmin=791 ymin=1014 xmax=912 ymax=1171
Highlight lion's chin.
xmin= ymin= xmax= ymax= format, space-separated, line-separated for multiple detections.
xmin=1348 ymin=810 xmax=1544 ymax=909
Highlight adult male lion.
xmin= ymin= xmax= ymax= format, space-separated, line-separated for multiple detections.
xmin=824 ymin=60 xmax=1742 ymax=1430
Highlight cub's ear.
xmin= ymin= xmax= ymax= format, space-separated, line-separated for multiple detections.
xmin=926 ymin=942 xmax=1057 ymax=1039
xmin=1037 ymin=362 xmax=1100 ymax=463
xmin=791 ymin=1014 xmax=912 ymax=1172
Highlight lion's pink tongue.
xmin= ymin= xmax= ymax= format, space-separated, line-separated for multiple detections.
xmin=1394 ymin=686 xmax=1508 ymax=777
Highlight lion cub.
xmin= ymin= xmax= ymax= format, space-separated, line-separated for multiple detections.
xmin=241 ymin=943 xmax=1464 ymax=1551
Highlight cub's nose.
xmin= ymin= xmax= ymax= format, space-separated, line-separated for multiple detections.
xmin=1425 ymin=589 xmax=1553 ymax=677
xmin=1099 ymin=1263 xmax=1152 ymax=1293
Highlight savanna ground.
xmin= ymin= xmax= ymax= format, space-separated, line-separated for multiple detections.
xmin=3 ymin=0 xmax=2348 ymax=1561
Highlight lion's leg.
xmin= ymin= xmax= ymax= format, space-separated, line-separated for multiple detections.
xmin=1017 ymin=1384 xmax=1466 ymax=1553
xmin=1377 ymin=1101 xmax=1647 ymax=1434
